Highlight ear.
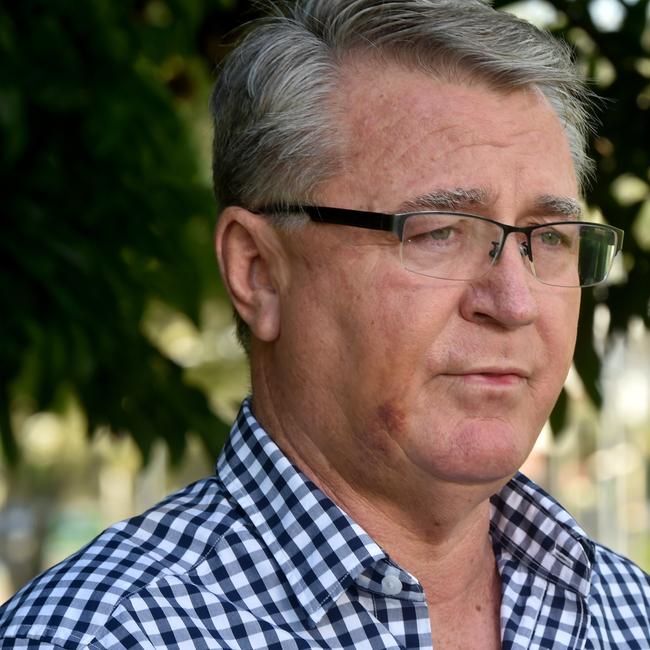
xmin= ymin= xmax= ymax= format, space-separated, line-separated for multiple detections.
xmin=215 ymin=207 xmax=284 ymax=343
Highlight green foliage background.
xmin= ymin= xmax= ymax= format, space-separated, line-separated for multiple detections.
xmin=1 ymin=0 xmax=649 ymax=462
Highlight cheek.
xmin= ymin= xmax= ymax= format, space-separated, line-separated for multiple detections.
xmin=355 ymin=399 xmax=409 ymax=460
xmin=530 ymin=290 xmax=580 ymax=408
xmin=336 ymin=277 xmax=448 ymax=378
xmin=336 ymin=280 xmax=467 ymax=441
xmin=543 ymin=291 xmax=580 ymax=366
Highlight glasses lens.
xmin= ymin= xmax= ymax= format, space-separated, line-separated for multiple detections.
xmin=401 ymin=214 xmax=620 ymax=287
xmin=530 ymin=223 xmax=619 ymax=287
xmin=401 ymin=213 xmax=502 ymax=281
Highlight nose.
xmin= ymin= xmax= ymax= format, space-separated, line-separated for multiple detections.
xmin=460 ymin=235 xmax=539 ymax=329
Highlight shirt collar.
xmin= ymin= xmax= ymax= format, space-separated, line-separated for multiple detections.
xmin=490 ymin=472 xmax=595 ymax=598
xmin=217 ymin=400 xmax=594 ymax=621
xmin=216 ymin=398 xmax=386 ymax=626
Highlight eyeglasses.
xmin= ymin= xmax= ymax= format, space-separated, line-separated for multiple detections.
xmin=259 ymin=205 xmax=624 ymax=288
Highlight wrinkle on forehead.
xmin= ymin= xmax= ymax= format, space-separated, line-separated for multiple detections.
xmin=321 ymin=61 xmax=577 ymax=212
xmin=338 ymin=80 xmax=560 ymax=172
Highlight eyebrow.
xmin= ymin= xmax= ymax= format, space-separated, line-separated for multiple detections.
xmin=398 ymin=188 xmax=490 ymax=213
xmin=397 ymin=189 xmax=582 ymax=219
xmin=534 ymin=195 xmax=582 ymax=219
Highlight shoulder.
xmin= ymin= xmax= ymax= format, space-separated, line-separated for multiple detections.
xmin=0 ymin=476 xmax=244 ymax=649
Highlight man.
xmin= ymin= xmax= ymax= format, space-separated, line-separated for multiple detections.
xmin=1 ymin=0 xmax=648 ymax=648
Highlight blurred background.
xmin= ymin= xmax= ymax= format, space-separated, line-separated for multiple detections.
xmin=1 ymin=0 xmax=649 ymax=601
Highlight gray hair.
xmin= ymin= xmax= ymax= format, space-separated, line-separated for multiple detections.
xmin=210 ymin=0 xmax=595 ymax=350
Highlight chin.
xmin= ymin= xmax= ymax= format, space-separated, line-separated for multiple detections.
xmin=438 ymin=461 xmax=523 ymax=487
xmin=414 ymin=418 xmax=538 ymax=486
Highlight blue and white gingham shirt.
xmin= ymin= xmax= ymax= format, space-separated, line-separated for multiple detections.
xmin=1 ymin=399 xmax=649 ymax=649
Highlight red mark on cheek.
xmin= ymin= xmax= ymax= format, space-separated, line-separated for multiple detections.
xmin=376 ymin=401 xmax=406 ymax=435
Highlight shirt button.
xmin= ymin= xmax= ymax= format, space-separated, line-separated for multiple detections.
xmin=381 ymin=573 xmax=403 ymax=596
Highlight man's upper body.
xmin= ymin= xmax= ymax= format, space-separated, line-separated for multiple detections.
xmin=1 ymin=400 xmax=648 ymax=649
xmin=2 ymin=0 xmax=648 ymax=647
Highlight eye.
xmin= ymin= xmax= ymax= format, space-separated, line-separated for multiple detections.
xmin=403 ymin=215 xmax=480 ymax=251
xmin=541 ymin=231 xmax=562 ymax=245
xmin=429 ymin=226 xmax=454 ymax=241
xmin=534 ymin=228 xmax=571 ymax=248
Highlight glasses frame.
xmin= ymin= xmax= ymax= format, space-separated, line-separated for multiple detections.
xmin=258 ymin=205 xmax=624 ymax=287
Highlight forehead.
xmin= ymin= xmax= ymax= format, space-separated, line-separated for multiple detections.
xmin=319 ymin=60 xmax=578 ymax=214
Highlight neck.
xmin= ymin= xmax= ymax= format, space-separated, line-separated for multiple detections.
xmin=250 ymin=354 xmax=506 ymax=606
xmin=303 ymin=461 xmax=499 ymax=605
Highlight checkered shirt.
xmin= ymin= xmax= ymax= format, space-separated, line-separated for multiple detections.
xmin=1 ymin=399 xmax=649 ymax=649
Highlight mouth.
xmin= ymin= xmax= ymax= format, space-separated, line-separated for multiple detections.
xmin=444 ymin=367 xmax=529 ymax=387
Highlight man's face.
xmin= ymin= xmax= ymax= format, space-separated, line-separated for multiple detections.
xmin=269 ymin=62 xmax=580 ymax=492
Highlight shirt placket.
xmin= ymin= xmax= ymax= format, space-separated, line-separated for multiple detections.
xmin=353 ymin=560 xmax=433 ymax=649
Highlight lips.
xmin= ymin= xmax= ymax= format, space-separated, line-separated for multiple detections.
xmin=464 ymin=368 xmax=528 ymax=378
xmin=446 ymin=366 xmax=529 ymax=378
xmin=443 ymin=367 xmax=530 ymax=388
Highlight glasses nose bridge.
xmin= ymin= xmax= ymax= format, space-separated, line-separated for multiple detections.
xmin=491 ymin=223 xmax=533 ymax=264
